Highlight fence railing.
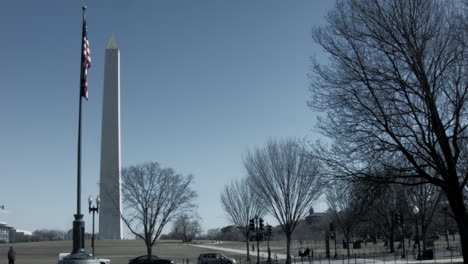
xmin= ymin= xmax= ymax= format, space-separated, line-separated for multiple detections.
xmin=175 ymin=244 xmax=462 ymax=264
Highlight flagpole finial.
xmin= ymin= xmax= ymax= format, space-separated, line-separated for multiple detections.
xmin=82 ymin=5 xmax=87 ymax=20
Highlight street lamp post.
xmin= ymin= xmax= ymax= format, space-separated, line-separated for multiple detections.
xmin=442 ymin=205 xmax=450 ymax=250
xmin=88 ymin=196 xmax=100 ymax=257
xmin=412 ymin=206 xmax=421 ymax=260
xmin=329 ymin=223 xmax=337 ymax=258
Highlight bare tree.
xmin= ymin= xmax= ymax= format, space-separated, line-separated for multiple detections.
xmin=363 ymin=183 xmax=408 ymax=253
xmin=244 ymin=139 xmax=324 ymax=264
xmin=204 ymin=228 xmax=221 ymax=240
xmin=220 ymin=178 xmax=266 ymax=260
xmin=326 ymin=181 xmax=373 ymax=257
xmin=169 ymin=214 xmax=202 ymax=242
xmin=121 ymin=162 xmax=197 ymax=255
xmin=308 ymin=0 xmax=468 ymax=259
xmin=32 ymin=229 xmax=66 ymax=241
xmin=406 ymin=184 xmax=442 ymax=250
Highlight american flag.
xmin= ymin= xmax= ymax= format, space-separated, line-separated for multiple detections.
xmin=80 ymin=18 xmax=91 ymax=100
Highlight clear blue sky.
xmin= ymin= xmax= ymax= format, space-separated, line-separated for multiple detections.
xmin=0 ymin=0 xmax=333 ymax=236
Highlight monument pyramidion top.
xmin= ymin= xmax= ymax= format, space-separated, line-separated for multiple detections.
xmin=106 ymin=35 xmax=118 ymax=50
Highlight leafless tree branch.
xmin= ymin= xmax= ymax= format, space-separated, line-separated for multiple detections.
xmin=244 ymin=139 xmax=325 ymax=264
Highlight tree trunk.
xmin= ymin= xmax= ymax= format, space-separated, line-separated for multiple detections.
xmin=421 ymin=218 xmax=428 ymax=251
xmin=246 ymin=239 xmax=250 ymax=260
xmin=286 ymin=232 xmax=292 ymax=264
xmin=447 ymin=189 xmax=468 ymax=262
xmin=146 ymin=241 xmax=152 ymax=256
xmin=422 ymin=232 xmax=427 ymax=251
xmin=389 ymin=225 xmax=395 ymax=253
xmin=346 ymin=235 xmax=350 ymax=258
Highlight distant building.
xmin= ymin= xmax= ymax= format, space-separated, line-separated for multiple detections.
xmin=0 ymin=222 xmax=12 ymax=242
xmin=9 ymin=229 xmax=33 ymax=243
xmin=304 ymin=207 xmax=327 ymax=228
xmin=66 ymin=229 xmax=73 ymax=240
xmin=0 ymin=222 xmax=33 ymax=243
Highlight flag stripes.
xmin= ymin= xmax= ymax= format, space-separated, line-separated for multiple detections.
xmin=80 ymin=18 xmax=91 ymax=100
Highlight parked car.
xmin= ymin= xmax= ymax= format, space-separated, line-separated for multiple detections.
xmin=98 ymin=258 xmax=111 ymax=264
xmin=129 ymin=255 xmax=176 ymax=264
xmin=58 ymin=253 xmax=111 ymax=264
xmin=197 ymin=253 xmax=236 ymax=264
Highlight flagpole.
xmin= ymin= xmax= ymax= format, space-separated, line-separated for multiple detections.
xmin=77 ymin=5 xmax=85 ymax=221
xmin=61 ymin=5 xmax=101 ymax=263
xmin=72 ymin=5 xmax=86 ymax=255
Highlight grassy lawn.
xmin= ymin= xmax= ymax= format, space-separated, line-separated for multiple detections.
xmin=0 ymin=238 xmax=462 ymax=264
xmin=0 ymin=240 xmax=243 ymax=264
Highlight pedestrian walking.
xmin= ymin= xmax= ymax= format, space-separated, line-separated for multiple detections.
xmin=8 ymin=246 xmax=16 ymax=264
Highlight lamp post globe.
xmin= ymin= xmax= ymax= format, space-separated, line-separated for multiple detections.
xmin=412 ymin=206 xmax=419 ymax=215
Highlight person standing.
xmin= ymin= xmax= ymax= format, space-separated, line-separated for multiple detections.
xmin=299 ymin=247 xmax=305 ymax=261
xmin=8 ymin=246 xmax=15 ymax=264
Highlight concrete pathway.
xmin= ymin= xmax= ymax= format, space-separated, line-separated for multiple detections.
xmin=190 ymin=243 xmax=287 ymax=260
xmin=189 ymin=244 xmax=464 ymax=264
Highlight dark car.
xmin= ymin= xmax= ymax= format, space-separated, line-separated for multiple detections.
xmin=129 ymin=255 xmax=176 ymax=264
xmin=197 ymin=253 xmax=236 ymax=264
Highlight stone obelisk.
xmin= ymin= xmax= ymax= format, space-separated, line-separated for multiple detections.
xmin=99 ymin=36 xmax=123 ymax=240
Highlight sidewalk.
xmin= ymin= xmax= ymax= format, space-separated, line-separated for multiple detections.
xmin=191 ymin=243 xmax=288 ymax=260
xmin=189 ymin=244 xmax=464 ymax=264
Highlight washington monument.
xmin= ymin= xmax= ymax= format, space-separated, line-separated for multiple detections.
xmin=99 ymin=36 xmax=123 ymax=240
